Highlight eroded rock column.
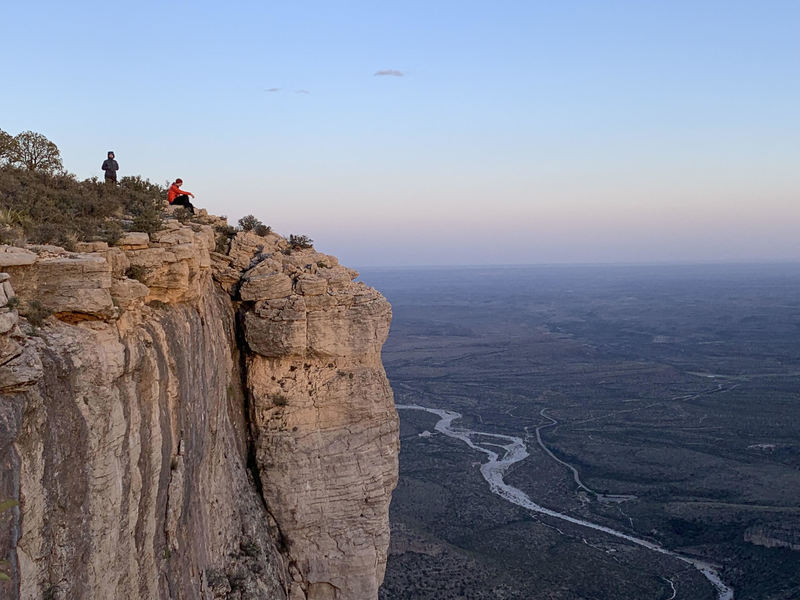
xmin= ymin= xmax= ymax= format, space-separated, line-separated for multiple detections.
xmin=230 ymin=233 xmax=399 ymax=600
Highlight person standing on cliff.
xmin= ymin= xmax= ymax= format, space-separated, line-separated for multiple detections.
xmin=167 ymin=178 xmax=196 ymax=214
xmin=101 ymin=151 xmax=119 ymax=184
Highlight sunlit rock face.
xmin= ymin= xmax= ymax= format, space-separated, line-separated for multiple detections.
xmin=225 ymin=230 xmax=400 ymax=600
xmin=0 ymin=220 xmax=398 ymax=600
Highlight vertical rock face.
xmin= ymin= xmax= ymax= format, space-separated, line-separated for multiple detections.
xmin=0 ymin=219 xmax=398 ymax=600
xmin=215 ymin=231 xmax=400 ymax=600
xmin=230 ymin=234 xmax=399 ymax=600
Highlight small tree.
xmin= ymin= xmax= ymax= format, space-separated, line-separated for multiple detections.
xmin=289 ymin=234 xmax=313 ymax=249
xmin=173 ymin=207 xmax=193 ymax=223
xmin=238 ymin=214 xmax=262 ymax=232
xmin=9 ymin=131 xmax=63 ymax=173
xmin=0 ymin=129 xmax=15 ymax=165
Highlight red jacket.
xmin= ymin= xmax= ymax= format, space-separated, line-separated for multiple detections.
xmin=168 ymin=183 xmax=190 ymax=203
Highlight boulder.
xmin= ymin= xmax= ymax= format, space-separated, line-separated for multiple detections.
xmin=0 ymin=247 xmax=36 ymax=267
xmin=110 ymin=278 xmax=150 ymax=310
xmin=295 ymin=276 xmax=327 ymax=296
xmin=0 ymin=343 xmax=42 ymax=392
xmin=151 ymin=228 xmax=195 ymax=246
xmin=240 ymin=272 xmax=293 ymax=302
xmin=74 ymin=241 xmax=109 ymax=253
xmin=126 ymin=248 xmax=177 ymax=269
xmin=0 ymin=309 xmax=17 ymax=334
xmin=244 ymin=311 xmax=307 ymax=357
xmin=116 ymin=232 xmax=150 ymax=249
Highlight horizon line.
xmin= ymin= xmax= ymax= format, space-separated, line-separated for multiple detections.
xmin=353 ymin=259 xmax=800 ymax=270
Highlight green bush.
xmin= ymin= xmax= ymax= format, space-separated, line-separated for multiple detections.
xmin=0 ymin=165 xmax=166 ymax=244
xmin=118 ymin=175 xmax=164 ymax=196
xmin=122 ymin=177 xmax=165 ymax=234
xmin=20 ymin=300 xmax=51 ymax=327
xmin=214 ymin=222 xmax=236 ymax=254
xmin=131 ymin=212 xmax=163 ymax=235
xmin=172 ymin=207 xmax=193 ymax=223
xmin=125 ymin=265 xmax=147 ymax=283
xmin=237 ymin=215 xmax=271 ymax=237
xmin=100 ymin=220 xmax=123 ymax=245
xmin=214 ymin=235 xmax=229 ymax=254
xmin=0 ymin=207 xmax=31 ymax=228
xmin=289 ymin=234 xmax=313 ymax=249
xmin=238 ymin=214 xmax=262 ymax=232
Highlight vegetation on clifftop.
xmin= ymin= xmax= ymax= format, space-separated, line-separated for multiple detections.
xmin=1 ymin=127 xmax=313 ymax=254
xmin=0 ymin=128 xmax=165 ymax=248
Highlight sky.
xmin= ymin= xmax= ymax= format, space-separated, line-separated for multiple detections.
xmin=2 ymin=1 xmax=798 ymax=266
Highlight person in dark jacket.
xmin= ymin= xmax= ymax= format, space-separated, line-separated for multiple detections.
xmin=167 ymin=179 xmax=196 ymax=214
xmin=102 ymin=151 xmax=119 ymax=184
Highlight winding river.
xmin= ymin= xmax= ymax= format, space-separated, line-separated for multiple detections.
xmin=396 ymin=404 xmax=734 ymax=600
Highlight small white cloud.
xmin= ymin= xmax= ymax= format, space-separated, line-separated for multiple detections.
xmin=374 ymin=69 xmax=405 ymax=77
xmin=295 ymin=89 xmax=311 ymax=94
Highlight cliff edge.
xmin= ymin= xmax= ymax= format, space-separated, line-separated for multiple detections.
xmin=0 ymin=214 xmax=399 ymax=600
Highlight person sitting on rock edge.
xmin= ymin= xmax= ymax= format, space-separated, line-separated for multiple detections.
xmin=167 ymin=178 xmax=196 ymax=214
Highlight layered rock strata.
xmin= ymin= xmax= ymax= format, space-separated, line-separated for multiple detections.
xmin=0 ymin=217 xmax=398 ymax=600
xmin=217 ymin=232 xmax=399 ymax=600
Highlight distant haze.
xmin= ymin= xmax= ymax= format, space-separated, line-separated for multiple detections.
xmin=3 ymin=1 xmax=798 ymax=266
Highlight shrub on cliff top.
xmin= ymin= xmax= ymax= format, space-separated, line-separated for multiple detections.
xmin=172 ymin=207 xmax=193 ymax=224
xmin=239 ymin=216 xmax=272 ymax=237
xmin=0 ymin=165 xmax=166 ymax=244
xmin=122 ymin=176 xmax=165 ymax=234
xmin=237 ymin=214 xmax=271 ymax=237
xmin=288 ymin=234 xmax=313 ymax=249
xmin=0 ymin=130 xmax=166 ymax=245
xmin=100 ymin=219 xmax=124 ymax=245
xmin=238 ymin=214 xmax=261 ymax=231
xmin=214 ymin=222 xmax=236 ymax=254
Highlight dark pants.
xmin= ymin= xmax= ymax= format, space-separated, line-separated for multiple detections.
xmin=171 ymin=195 xmax=195 ymax=214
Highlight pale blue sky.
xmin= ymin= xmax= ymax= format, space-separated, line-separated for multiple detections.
xmin=2 ymin=1 xmax=798 ymax=265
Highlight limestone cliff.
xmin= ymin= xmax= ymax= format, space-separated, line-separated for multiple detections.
xmin=0 ymin=215 xmax=399 ymax=600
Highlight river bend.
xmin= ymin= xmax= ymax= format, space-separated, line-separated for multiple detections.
xmin=396 ymin=404 xmax=733 ymax=600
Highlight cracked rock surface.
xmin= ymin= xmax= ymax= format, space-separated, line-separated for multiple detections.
xmin=0 ymin=219 xmax=398 ymax=600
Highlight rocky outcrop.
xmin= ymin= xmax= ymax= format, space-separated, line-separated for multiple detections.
xmin=222 ymin=232 xmax=398 ymax=600
xmin=0 ymin=218 xmax=398 ymax=599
